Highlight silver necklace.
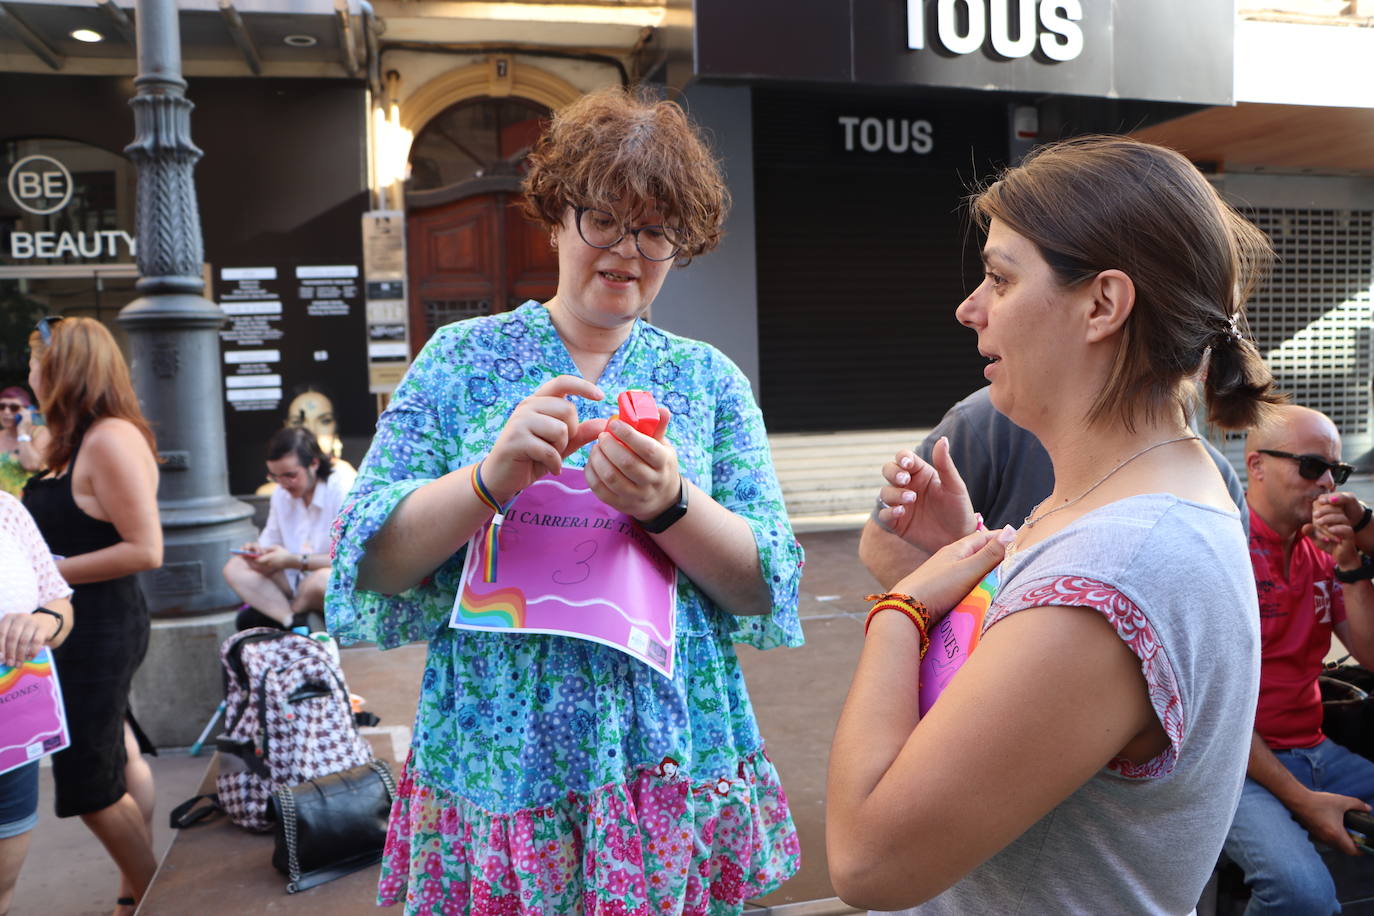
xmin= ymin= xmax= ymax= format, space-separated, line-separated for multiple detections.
xmin=1022 ymin=434 xmax=1200 ymax=529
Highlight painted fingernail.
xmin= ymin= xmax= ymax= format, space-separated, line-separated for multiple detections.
xmin=997 ymin=524 xmax=1016 ymax=544
xmin=901 ymin=491 xmax=916 ymax=503
xmin=895 ymin=472 xmax=910 ymax=485
xmin=892 ymin=506 xmax=905 ymax=517
xmin=899 ymin=457 xmax=913 ymax=469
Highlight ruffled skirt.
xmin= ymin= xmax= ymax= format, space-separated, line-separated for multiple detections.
xmin=380 ymin=747 xmax=799 ymax=915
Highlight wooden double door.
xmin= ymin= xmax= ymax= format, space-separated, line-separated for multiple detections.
xmin=406 ymin=191 xmax=558 ymax=355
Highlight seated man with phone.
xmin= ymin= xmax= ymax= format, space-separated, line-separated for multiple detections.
xmin=223 ymin=427 xmax=354 ymax=631
xmin=1223 ymin=405 xmax=1374 ymax=914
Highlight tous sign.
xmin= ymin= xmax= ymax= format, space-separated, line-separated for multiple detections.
xmin=838 ymin=117 xmax=933 ymax=155
xmin=907 ymin=0 xmax=1084 ymax=62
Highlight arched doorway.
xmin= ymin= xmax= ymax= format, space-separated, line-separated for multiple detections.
xmin=405 ymin=96 xmax=558 ymax=353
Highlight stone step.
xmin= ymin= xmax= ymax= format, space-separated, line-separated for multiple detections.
xmin=767 ymin=428 xmax=932 ymax=523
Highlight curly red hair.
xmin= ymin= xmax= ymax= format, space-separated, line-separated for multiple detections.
xmin=521 ymin=86 xmax=729 ymax=264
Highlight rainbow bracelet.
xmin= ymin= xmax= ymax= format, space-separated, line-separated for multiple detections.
xmin=471 ymin=460 xmax=515 ymax=582
xmin=864 ymin=592 xmax=932 ymax=660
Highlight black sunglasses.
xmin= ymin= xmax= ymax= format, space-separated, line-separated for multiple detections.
xmin=1258 ymin=449 xmax=1354 ymax=485
xmin=35 ymin=315 xmax=65 ymax=345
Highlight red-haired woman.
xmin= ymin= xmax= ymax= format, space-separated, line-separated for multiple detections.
xmin=22 ymin=316 xmax=161 ymax=915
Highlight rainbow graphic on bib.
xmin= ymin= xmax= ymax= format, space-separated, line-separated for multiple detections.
xmin=456 ymin=584 xmax=527 ymax=629
xmin=918 ymin=568 xmax=1000 ymax=715
xmin=0 ymin=647 xmax=69 ymax=777
xmin=0 ymin=656 xmax=53 ymax=693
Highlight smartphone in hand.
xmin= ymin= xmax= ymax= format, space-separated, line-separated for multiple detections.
xmin=1344 ymin=810 xmax=1374 ymax=855
xmin=230 ymin=548 xmax=261 ymax=558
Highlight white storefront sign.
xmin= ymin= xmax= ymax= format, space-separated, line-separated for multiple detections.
xmin=907 ymin=0 xmax=1084 ymax=62
xmin=5 ymin=153 xmax=138 ymax=260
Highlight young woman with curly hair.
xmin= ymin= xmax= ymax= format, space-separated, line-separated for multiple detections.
xmin=328 ymin=86 xmax=803 ymax=915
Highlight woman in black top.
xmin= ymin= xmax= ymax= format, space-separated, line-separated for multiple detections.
xmin=23 ymin=316 xmax=162 ymax=915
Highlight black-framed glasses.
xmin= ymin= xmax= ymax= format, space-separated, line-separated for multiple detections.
xmin=35 ymin=315 xmax=65 ymax=345
xmin=1258 ymin=449 xmax=1354 ymax=485
xmin=574 ymin=206 xmax=683 ymax=262
xmin=0 ymin=403 xmax=23 ymax=413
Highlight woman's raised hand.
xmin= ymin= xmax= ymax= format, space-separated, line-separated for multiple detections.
xmin=585 ymin=406 xmax=678 ymax=521
xmin=483 ymin=375 xmax=607 ymax=503
xmin=877 ymin=436 xmax=979 ymax=555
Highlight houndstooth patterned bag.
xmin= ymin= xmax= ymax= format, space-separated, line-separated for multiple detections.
xmin=213 ymin=628 xmax=373 ymax=831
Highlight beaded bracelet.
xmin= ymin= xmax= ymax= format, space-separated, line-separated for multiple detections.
xmin=864 ymin=593 xmax=932 ymax=659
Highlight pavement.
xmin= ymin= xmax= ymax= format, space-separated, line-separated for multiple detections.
xmin=9 ymin=527 xmax=878 ymax=916
xmin=16 ymin=475 xmax=1374 ymax=915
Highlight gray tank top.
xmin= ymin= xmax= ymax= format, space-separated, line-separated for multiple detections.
xmin=884 ymin=495 xmax=1259 ymax=915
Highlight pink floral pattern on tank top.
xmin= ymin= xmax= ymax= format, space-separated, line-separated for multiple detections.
xmin=987 ymin=575 xmax=1182 ymax=779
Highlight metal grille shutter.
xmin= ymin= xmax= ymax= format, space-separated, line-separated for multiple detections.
xmin=1213 ymin=206 xmax=1374 ymax=469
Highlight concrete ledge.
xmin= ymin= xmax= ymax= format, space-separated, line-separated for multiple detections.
xmin=130 ymin=610 xmax=239 ymax=748
xmin=790 ymin=512 xmax=870 ymax=534
xmin=745 ymin=900 xmax=861 ymax=916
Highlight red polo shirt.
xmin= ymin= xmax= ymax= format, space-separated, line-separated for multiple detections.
xmin=1249 ymin=505 xmax=1346 ymax=749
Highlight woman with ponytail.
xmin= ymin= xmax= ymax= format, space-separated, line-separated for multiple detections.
xmin=828 ymin=136 xmax=1280 ymax=913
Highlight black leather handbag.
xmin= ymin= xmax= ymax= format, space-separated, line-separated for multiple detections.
xmin=269 ymin=759 xmax=397 ymax=893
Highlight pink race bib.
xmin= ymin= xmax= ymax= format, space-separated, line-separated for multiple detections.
xmin=452 ymin=467 xmax=679 ymax=678
xmin=0 ymin=647 xmax=70 ymax=775
xmin=918 ymin=568 xmax=999 ymax=716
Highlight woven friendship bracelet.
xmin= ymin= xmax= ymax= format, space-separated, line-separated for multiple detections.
xmin=863 ymin=592 xmax=932 ymax=659
xmin=470 ymin=460 xmax=505 ymax=514
xmin=471 ymin=460 xmax=516 ymax=582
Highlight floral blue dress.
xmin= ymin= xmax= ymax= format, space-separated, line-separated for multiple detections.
xmin=327 ymin=301 xmax=804 ymax=915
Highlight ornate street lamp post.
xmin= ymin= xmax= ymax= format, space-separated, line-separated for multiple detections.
xmin=119 ymin=0 xmax=257 ymax=742
xmin=120 ymin=0 xmax=256 ymax=616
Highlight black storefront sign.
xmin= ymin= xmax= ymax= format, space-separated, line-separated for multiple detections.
xmin=753 ymin=88 xmax=1007 ymax=432
xmin=696 ymin=0 xmax=1233 ymax=106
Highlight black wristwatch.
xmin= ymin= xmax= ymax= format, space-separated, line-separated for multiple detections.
xmin=1335 ymin=554 xmax=1374 ymax=584
xmin=31 ymin=606 xmax=64 ymax=640
xmin=1355 ymin=504 xmax=1373 ymax=534
xmin=638 ymin=476 xmax=689 ymax=534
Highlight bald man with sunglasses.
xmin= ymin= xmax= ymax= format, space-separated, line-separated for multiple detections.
xmin=1224 ymin=404 xmax=1374 ymax=914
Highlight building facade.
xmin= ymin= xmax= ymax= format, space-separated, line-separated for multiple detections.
xmin=3 ymin=0 xmax=1373 ymax=495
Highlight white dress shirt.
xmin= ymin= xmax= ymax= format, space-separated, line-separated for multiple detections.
xmin=260 ymin=465 xmax=355 ymax=591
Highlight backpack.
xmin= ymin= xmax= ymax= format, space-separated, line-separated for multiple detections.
xmin=205 ymin=627 xmax=374 ymax=831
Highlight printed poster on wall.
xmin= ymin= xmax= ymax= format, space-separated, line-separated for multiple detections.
xmin=0 ymin=647 xmax=70 ymax=776
xmin=451 ymin=467 xmax=679 ymax=678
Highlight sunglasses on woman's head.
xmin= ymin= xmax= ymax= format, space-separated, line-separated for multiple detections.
xmin=1258 ymin=449 xmax=1355 ymax=485
xmin=35 ymin=315 xmax=65 ymax=345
